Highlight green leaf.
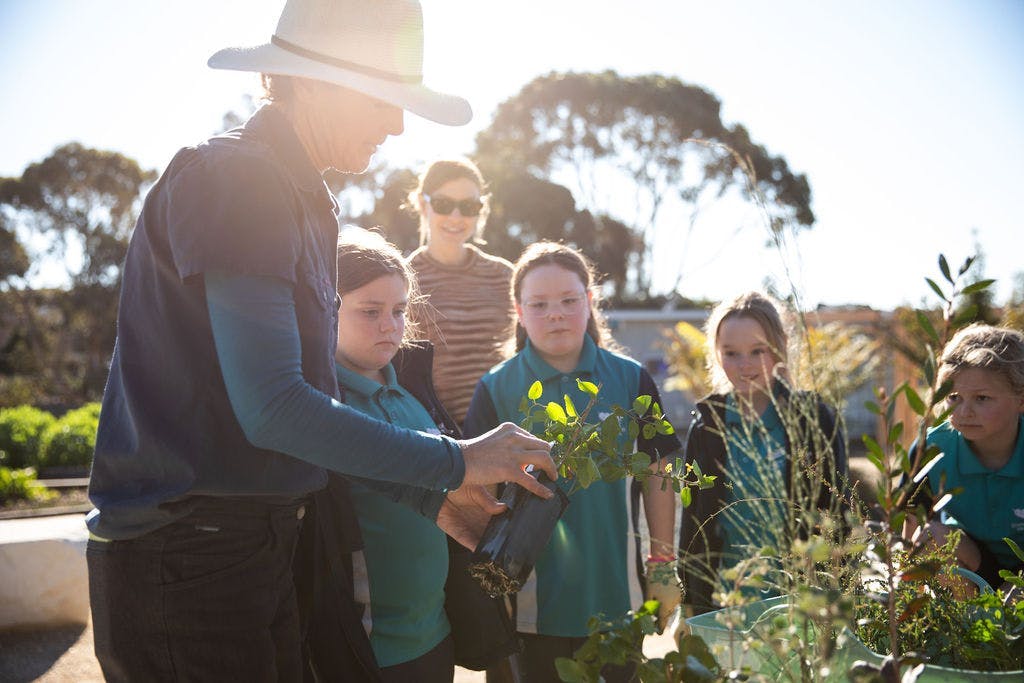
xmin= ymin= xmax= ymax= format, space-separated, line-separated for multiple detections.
xmin=916 ymin=310 xmax=939 ymax=344
xmin=655 ymin=418 xmax=675 ymax=435
xmin=528 ymin=380 xmax=543 ymax=401
xmin=887 ymin=422 xmax=904 ymax=446
xmin=576 ymin=378 xmax=599 ymax=396
xmin=517 ymin=396 xmax=529 ymax=415
xmin=922 ymin=354 xmax=936 ymax=386
xmin=952 ymin=303 xmax=979 ymax=327
xmin=898 ymin=595 xmax=931 ymax=622
xmin=938 ymin=254 xmax=952 ymax=284
xmin=865 ymin=451 xmax=885 ymax=476
xmin=862 ymin=434 xmax=885 ymax=460
xmin=900 ymin=559 xmax=942 ymax=583
xmin=563 ymin=394 xmax=577 ymax=418
xmin=600 ymin=415 xmax=620 ymax=442
xmin=554 ymin=657 xmax=586 ymax=683
xmin=578 ymin=457 xmax=601 ymax=488
xmin=631 ymin=451 xmax=651 ymax=475
xmin=1004 ymin=537 xmax=1024 ymax=562
xmin=864 ymin=400 xmax=881 ymax=416
xmin=632 ymin=395 xmax=652 ymax=415
xmin=904 ymin=385 xmax=926 ymax=416
xmin=627 ymin=421 xmax=639 ymax=441
xmin=958 ymin=255 xmax=975 ymax=276
xmin=680 ymin=487 xmax=692 ymax=508
xmin=925 ymin=277 xmax=945 ymax=301
xmin=961 ymin=278 xmax=995 ymax=296
xmin=546 ymin=402 xmax=567 ymax=424
xmin=641 ymin=423 xmax=656 ymax=440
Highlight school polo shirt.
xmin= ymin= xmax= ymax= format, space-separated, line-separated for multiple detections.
xmin=719 ymin=399 xmax=789 ymax=566
xmin=464 ymin=336 xmax=681 ymax=636
xmin=337 ymin=362 xmax=450 ymax=667
xmin=924 ymin=417 xmax=1024 ymax=574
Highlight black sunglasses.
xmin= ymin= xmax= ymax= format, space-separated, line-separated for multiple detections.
xmin=424 ymin=194 xmax=484 ymax=217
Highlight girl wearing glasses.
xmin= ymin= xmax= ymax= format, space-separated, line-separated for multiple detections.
xmin=406 ymin=158 xmax=515 ymax=427
xmin=463 ymin=242 xmax=681 ymax=683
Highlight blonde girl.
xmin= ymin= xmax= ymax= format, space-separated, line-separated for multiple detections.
xmin=678 ymin=291 xmax=848 ymax=613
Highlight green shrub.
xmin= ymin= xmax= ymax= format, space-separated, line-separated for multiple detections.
xmin=38 ymin=403 xmax=101 ymax=470
xmin=0 ymin=466 xmax=56 ymax=505
xmin=0 ymin=405 xmax=57 ymax=469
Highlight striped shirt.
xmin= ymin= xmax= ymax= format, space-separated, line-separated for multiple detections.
xmin=407 ymin=244 xmax=514 ymax=425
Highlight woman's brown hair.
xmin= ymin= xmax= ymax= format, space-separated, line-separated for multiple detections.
xmin=408 ymin=157 xmax=489 ymax=245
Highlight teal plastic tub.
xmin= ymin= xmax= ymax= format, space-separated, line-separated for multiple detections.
xmin=687 ymin=592 xmax=1024 ymax=681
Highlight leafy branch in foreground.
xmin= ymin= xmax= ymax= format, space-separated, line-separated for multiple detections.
xmin=518 ymin=378 xmax=715 ymax=499
xmin=469 ymin=379 xmax=715 ymax=597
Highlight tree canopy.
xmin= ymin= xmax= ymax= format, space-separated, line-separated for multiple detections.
xmin=0 ymin=144 xmax=156 ymax=405
xmin=474 ymin=70 xmax=814 ymax=297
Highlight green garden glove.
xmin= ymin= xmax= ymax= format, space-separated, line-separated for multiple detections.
xmin=645 ymin=558 xmax=682 ymax=633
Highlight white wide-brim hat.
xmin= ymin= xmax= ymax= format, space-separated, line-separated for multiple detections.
xmin=208 ymin=0 xmax=471 ymax=126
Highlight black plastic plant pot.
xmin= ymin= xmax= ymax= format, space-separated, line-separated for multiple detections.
xmin=469 ymin=473 xmax=570 ymax=597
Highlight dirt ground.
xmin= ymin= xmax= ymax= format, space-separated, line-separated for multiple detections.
xmin=0 ymin=619 xmax=492 ymax=682
xmin=0 ymin=621 xmax=102 ymax=683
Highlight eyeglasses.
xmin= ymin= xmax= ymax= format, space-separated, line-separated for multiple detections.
xmin=424 ymin=194 xmax=484 ymax=217
xmin=521 ymin=294 xmax=588 ymax=317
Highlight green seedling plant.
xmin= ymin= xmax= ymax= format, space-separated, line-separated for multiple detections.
xmin=556 ymin=600 xmax=723 ymax=683
xmin=469 ymin=379 xmax=716 ymax=598
xmin=518 ymin=377 xmax=716 ymax=501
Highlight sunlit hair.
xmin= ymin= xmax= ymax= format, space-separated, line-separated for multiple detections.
xmin=705 ymin=291 xmax=791 ymax=394
xmin=408 ymin=157 xmax=490 ymax=246
xmin=336 ymin=227 xmax=421 ymax=346
xmin=938 ymin=323 xmax=1024 ymax=396
xmin=508 ymin=241 xmax=616 ymax=355
xmin=259 ymin=73 xmax=295 ymax=102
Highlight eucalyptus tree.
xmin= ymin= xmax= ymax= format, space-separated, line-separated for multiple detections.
xmin=474 ymin=70 xmax=814 ymax=298
xmin=0 ymin=143 xmax=155 ymax=402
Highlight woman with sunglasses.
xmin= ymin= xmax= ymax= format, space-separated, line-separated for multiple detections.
xmin=407 ymin=158 xmax=514 ymax=428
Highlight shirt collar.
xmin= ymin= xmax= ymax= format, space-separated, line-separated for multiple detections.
xmin=724 ymin=395 xmax=781 ymax=428
xmin=335 ymin=362 xmax=399 ymax=400
xmin=522 ymin=334 xmax=598 ymax=382
xmin=243 ymin=105 xmax=334 ymax=199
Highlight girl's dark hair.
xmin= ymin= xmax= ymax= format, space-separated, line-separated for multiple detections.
xmin=509 ymin=241 xmax=616 ymax=354
xmin=336 ymin=228 xmax=421 ymax=346
xmin=408 ymin=157 xmax=489 ymax=245
xmin=938 ymin=323 xmax=1024 ymax=395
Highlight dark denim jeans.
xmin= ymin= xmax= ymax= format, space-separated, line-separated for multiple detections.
xmin=88 ymin=497 xmax=308 ymax=682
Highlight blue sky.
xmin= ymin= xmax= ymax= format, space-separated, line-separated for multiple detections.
xmin=2 ymin=0 xmax=1022 ymax=309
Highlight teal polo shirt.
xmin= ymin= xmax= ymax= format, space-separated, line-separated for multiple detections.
xmin=464 ymin=336 xmax=680 ymax=637
xmin=925 ymin=417 xmax=1024 ymax=573
xmin=337 ymin=362 xmax=450 ymax=667
xmin=718 ymin=398 xmax=788 ymax=597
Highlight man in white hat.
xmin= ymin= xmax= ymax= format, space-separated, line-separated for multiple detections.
xmin=86 ymin=1 xmax=554 ymax=680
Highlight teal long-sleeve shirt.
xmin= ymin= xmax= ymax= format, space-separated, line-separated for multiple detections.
xmin=205 ymin=271 xmax=462 ymax=517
